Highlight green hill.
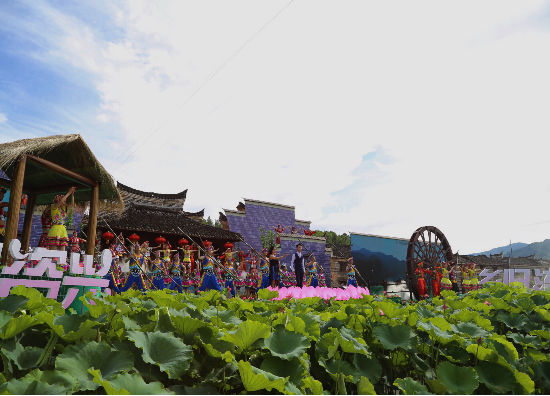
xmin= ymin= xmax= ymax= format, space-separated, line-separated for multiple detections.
xmin=504 ymin=239 xmax=550 ymax=259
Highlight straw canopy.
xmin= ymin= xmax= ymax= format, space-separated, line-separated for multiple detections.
xmin=0 ymin=134 xmax=123 ymax=211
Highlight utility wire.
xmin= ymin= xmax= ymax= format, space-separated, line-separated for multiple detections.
xmin=113 ymin=0 xmax=294 ymax=174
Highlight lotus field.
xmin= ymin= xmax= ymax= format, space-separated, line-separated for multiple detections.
xmin=0 ymin=282 xmax=549 ymax=395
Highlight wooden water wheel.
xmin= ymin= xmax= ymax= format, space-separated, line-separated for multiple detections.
xmin=406 ymin=226 xmax=454 ymax=299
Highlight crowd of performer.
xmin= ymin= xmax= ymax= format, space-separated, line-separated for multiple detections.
xmin=100 ymin=240 xmax=361 ymax=297
xmin=414 ymin=261 xmax=480 ymax=298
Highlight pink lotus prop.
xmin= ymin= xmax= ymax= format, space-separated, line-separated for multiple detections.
xmin=267 ymin=285 xmax=370 ymax=301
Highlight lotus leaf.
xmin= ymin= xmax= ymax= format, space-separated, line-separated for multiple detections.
xmin=475 ymin=361 xmax=516 ymax=394
xmin=237 ymin=360 xmax=287 ymax=392
xmin=410 ymin=353 xmax=436 ymax=379
xmin=168 ymin=384 xmax=219 ymax=394
xmin=24 ymin=369 xmax=79 ymax=393
xmin=507 ymin=332 xmax=542 ymax=349
xmin=1 ymin=339 xmax=41 ymax=370
xmin=260 ymin=356 xmax=305 ymax=385
xmin=530 ymin=329 xmax=550 ymax=339
xmin=55 ymin=341 xmax=134 ymax=391
xmin=319 ymin=357 xmax=360 ymax=383
xmin=439 ymin=345 xmax=470 ymax=364
xmin=34 ymin=312 xmax=100 ymax=342
xmin=490 ymin=335 xmax=519 ymax=361
xmin=0 ymin=295 xmax=28 ymax=313
xmin=258 ymin=288 xmax=279 ymax=300
xmin=155 ymin=307 xmax=179 ymax=333
xmin=172 ymin=315 xmax=209 ymax=335
xmin=0 ymin=315 xmax=38 ymax=340
xmin=336 ymin=327 xmax=369 ymax=355
xmin=436 ymin=361 xmax=479 ymax=394
xmin=272 ymin=313 xmax=307 ymax=335
xmin=451 ymin=322 xmax=489 ymax=338
xmin=426 ymin=379 xmax=446 ymax=395
xmin=373 ymin=324 xmax=416 ymax=351
xmin=373 ymin=301 xmax=407 ymax=319
xmin=264 ymin=328 xmax=310 ymax=360
xmin=357 ymin=376 xmax=376 ymax=394
xmin=10 ymin=285 xmax=64 ymax=314
xmin=296 ymin=312 xmax=321 ymax=341
xmin=220 ymin=320 xmax=271 ymax=350
xmin=497 ymin=312 xmax=527 ymax=329
xmin=514 ymin=369 xmax=535 ymax=394
xmin=301 ymin=376 xmax=323 ymax=395
xmin=89 ymin=369 xmax=173 ymax=395
xmin=127 ymin=331 xmax=193 ymax=379
xmin=533 ymin=361 xmax=550 ymax=389
xmin=7 ymin=378 xmax=66 ymax=395
xmin=416 ymin=306 xmax=437 ymax=319
xmin=320 ymin=317 xmax=344 ymax=336
xmin=203 ymin=307 xmax=242 ymax=327
xmin=394 ymin=377 xmax=432 ymax=395
xmin=354 ymin=353 xmax=382 ymax=383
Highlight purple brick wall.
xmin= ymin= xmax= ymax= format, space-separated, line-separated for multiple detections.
xmin=225 ymin=202 xmax=330 ymax=286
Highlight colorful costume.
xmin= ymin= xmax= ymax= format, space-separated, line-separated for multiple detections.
xmin=347 ymin=265 xmax=358 ymax=287
xmin=69 ymin=234 xmax=83 ymax=253
xmin=415 ymin=264 xmax=427 ymax=296
xmin=169 ymin=260 xmax=185 ymax=293
xmin=319 ymin=272 xmax=326 ymax=288
xmin=46 ymin=199 xmax=69 ymax=248
xmin=469 ymin=265 xmax=479 ymax=290
xmin=461 ymin=266 xmax=471 ymax=293
xmin=38 ymin=208 xmax=52 ymax=248
xmin=257 ymin=258 xmax=270 ymax=290
xmin=102 ymin=259 xmax=121 ymax=294
xmin=119 ymin=252 xmax=147 ymax=292
xmin=431 ymin=266 xmax=443 ymax=297
xmin=441 ymin=267 xmax=452 ymax=290
xmin=150 ymin=258 xmax=166 ymax=290
xmin=198 ymin=255 xmax=222 ymax=292
xmin=306 ymin=261 xmax=319 ymax=287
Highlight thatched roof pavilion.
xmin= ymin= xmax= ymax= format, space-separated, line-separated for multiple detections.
xmin=0 ymin=134 xmax=122 ymax=260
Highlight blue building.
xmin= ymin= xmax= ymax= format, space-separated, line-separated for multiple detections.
xmin=221 ymin=198 xmax=331 ymax=286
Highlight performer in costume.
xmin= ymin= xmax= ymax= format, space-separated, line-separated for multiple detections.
xmin=346 ymin=257 xmax=358 ymax=287
xmin=469 ymin=263 xmax=480 ymax=291
xmin=449 ymin=263 xmax=460 ymax=293
xmin=169 ymin=253 xmax=185 ymax=293
xmin=102 ymin=256 xmax=121 ymax=294
xmin=119 ymin=243 xmax=148 ymax=292
xmin=46 ymin=187 xmax=76 ymax=251
xmin=461 ymin=264 xmax=471 ymax=293
xmin=290 ymin=243 xmax=306 ymax=288
xmin=431 ymin=265 xmax=443 ymax=297
xmin=273 ymin=224 xmax=286 ymax=245
xmin=198 ymin=246 xmax=222 ymax=292
xmin=319 ymin=271 xmax=326 ymax=287
xmin=306 ymin=254 xmax=319 ymax=287
xmin=415 ymin=262 xmax=428 ymax=297
xmin=269 ymin=246 xmax=289 ymax=288
xmin=69 ymin=230 xmax=86 ymax=253
xmin=280 ymin=264 xmax=292 ymax=288
xmin=150 ymin=250 xmax=166 ymax=290
xmin=245 ymin=257 xmax=257 ymax=297
xmin=440 ymin=262 xmax=453 ymax=290
xmin=257 ymin=249 xmax=271 ymax=291
xmin=37 ymin=206 xmax=52 ymax=248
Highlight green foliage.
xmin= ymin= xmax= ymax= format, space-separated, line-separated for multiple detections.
xmin=0 ymin=283 xmax=548 ymax=394
xmin=313 ymin=230 xmax=351 ymax=245
xmin=259 ymin=226 xmax=277 ymax=248
xmin=202 ymin=216 xmax=222 ymax=228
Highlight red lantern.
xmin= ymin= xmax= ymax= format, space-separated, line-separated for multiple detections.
xmin=203 ymin=240 xmax=212 ymax=248
xmin=102 ymin=231 xmax=114 ymax=244
xmin=224 ymin=242 xmax=233 ymax=250
xmin=178 ymin=238 xmax=188 ymax=247
xmin=128 ymin=233 xmax=140 ymax=243
xmin=155 ymin=236 xmax=166 ymax=246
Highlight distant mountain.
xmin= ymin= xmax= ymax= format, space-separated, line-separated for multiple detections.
xmin=504 ymin=239 xmax=550 ymax=259
xmin=353 ymin=248 xmax=407 ymax=283
xmin=470 ymin=240 xmax=550 ymax=259
xmin=470 ymin=242 xmax=529 ymax=256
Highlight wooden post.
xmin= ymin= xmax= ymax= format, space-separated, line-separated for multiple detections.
xmin=1 ymin=155 xmax=27 ymax=264
xmin=86 ymin=183 xmax=100 ymax=255
xmin=21 ymin=194 xmax=36 ymax=252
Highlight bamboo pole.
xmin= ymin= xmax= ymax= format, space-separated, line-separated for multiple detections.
xmin=21 ymin=194 xmax=36 ymax=252
xmin=1 ymin=155 xmax=27 ymax=264
xmin=86 ymin=183 xmax=100 ymax=255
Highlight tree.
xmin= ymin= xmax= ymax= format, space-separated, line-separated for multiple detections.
xmin=259 ymin=226 xmax=277 ymax=249
xmin=202 ymin=216 xmax=222 ymax=228
xmin=313 ymin=230 xmax=350 ymax=245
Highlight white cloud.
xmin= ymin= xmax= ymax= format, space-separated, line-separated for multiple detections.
xmin=0 ymin=113 xmax=7 ymax=123
xmin=2 ymin=0 xmax=550 ymax=253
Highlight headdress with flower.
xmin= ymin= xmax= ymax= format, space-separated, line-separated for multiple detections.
xmin=53 ymin=194 xmax=64 ymax=204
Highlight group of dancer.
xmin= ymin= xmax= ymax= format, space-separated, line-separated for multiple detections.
xmin=415 ymin=261 xmax=480 ymax=298
xmin=102 ymin=240 xmax=362 ymax=297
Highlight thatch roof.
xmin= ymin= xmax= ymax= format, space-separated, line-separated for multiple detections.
xmin=0 ymin=134 xmax=122 ymax=211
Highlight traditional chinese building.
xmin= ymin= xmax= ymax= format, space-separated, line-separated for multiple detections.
xmin=327 ymin=243 xmax=351 ymax=287
xmin=84 ymin=182 xmax=241 ymax=251
xmin=221 ymin=198 xmax=331 ymax=285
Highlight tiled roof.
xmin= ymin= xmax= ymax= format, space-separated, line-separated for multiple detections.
xmin=117 ymin=182 xmax=187 ymax=209
xmin=88 ymin=202 xmax=241 ymax=241
xmin=279 ymin=233 xmax=325 ymax=241
xmin=327 ymin=243 xmax=351 ymax=259
xmin=458 ymin=254 xmax=550 ymax=267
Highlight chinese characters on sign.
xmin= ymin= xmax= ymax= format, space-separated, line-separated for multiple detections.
xmin=0 ymin=239 xmax=113 ymax=308
xmin=479 ymin=267 xmax=550 ymax=290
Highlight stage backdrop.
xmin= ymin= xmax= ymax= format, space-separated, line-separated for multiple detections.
xmin=350 ymin=233 xmax=409 ymax=283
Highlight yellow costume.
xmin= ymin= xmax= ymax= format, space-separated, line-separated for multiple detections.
xmin=46 ymin=205 xmax=69 ymax=248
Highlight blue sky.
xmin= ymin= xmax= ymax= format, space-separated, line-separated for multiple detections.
xmin=1 ymin=1 xmax=550 ymax=254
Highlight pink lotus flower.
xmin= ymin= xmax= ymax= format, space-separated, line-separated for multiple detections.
xmin=477 ymin=337 xmax=482 ymax=345
xmin=484 ymin=301 xmax=490 ymax=306
xmin=442 ymin=303 xmax=448 ymax=310
xmin=379 ymin=309 xmax=384 ymax=316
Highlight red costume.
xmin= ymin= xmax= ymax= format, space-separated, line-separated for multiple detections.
xmin=415 ymin=263 xmax=428 ymax=296
xmin=431 ymin=266 xmax=443 ymax=297
xmin=38 ymin=208 xmax=52 ymax=248
xmin=274 ymin=224 xmax=285 ymax=245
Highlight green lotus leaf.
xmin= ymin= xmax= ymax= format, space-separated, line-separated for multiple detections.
xmin=148 ymin=292 xmax=187 ymax=311
xmin=89 ymin=369 xmax=173 ymax=395
xmin=316 ymin=329 xmax=339 ymax=359
xmin=237 ymin=360 xmax=287 ymax=392
xmin=127 ymin=330 xmax=193 ymax=379
xmin=264 ymin=328 xmax=310 ymax=360
xmin=358 ymin=376 xmax=376 ymax=395
xmin=0 ymin=314 xmax=38 ymax=340
xmin=55 ymin=341 xmax=134 ymax=391
xmin=373 ymin=324 xmax=416 ymax=351
xmin=514 ymin=369 xmax=535 ymax=394
xmin=220 ymin=320 xmax=271 ymax=350
xmin=1 ymin=338 xmax=41 ymax=370
xmin=465 ymin=344 xmax=498 ymax=361
xmin=451 ymin=322 xmax=489 ymax=338
xmin=226 ymin=298 xmax=254 ymax=313
xmin=474 ymin=362 xmax=516 ymax=394
xmin=260 ymin=356 xmax=305 ymax=385
xmin=373 ymin=301 xmax=407 ymax=319
xmin=296 ymin=312 xmax=321 ymax=341
xmin=439 ymin=345 xmax=470 ymax=364
xmin=426 ymin=379 xmax=446 ymax=395
xmin=34 ymin=312 xmax=100 ymax=342
xmin=394 ymin=377 xmax=432 ymax=395
xmin=320 ymin=317 xmax=344 ymax=336
xmin=445 ymin=300 xmax=468 ymax=310
xmin=301 ymin=376 xmax=323 ymax=395
xmin=417 ymin=321 xmax=456 ymax=345
xmin=172 ymin=315 xmax=209 ymax=335
xmin=440 ymin=290 xmax=456 ymax=298
xmin=515 ymin=298 xmax=536 ymax=313
xmin=336 ymin=327 xmax=369 ymax=355
xmin=0 ymin=295 xmax=28 ymax=313
xmin=533 ymin=361 xmax=550 ymax=389
xmin=354 ymin=353 xmax=382 ymax=383
xmin=82 ymin=295 xmax=116 ymax=318
xmin=154 ymin=307 xmax=179 ymax=333
xmin=10 ymin=285 xmax=64 ymax=314
xmin=203 ymin=308 xmax=242 ymax=327
xmin=319 ymin=357 xmax=360 ymax=383
xmin=473 ymin=316 xmax=494 ymax=331
xmin=24 ymin=369 xmax=78 ymax=393
xmin=507 ymin=332 xmax=542 ymax=349
xmin=436 ymin=361 xmax=479 ymax=394
xmin=497 ymin=312 xmax=527 ymax=329
xmin=168 ymin=384 xmax=219 ymax=394
xmin=7 ymin=378 xmax=66 ymax=395
xmin=530 ymin=329 xmax=550 ymax=339
xmin=121 ymin=315 xmax=142 ymax=331
xmin=141 ymin=300 xmax=158 ymax=310
xmin=410 ymin=353 xmax=436 ymax=379
xmin=258 ymin=288 xmax=279 ymax=300
xmin=490 ymin=335 xmax=519 ymax=361
xmin=416 ymin=306 xmax=437 ymax=319
xmin=273 ymin=313 xmax=307 ymax=334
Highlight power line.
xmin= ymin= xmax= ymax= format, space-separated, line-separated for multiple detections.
xmin=113 ymin=0 xmax=294 ymax=174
